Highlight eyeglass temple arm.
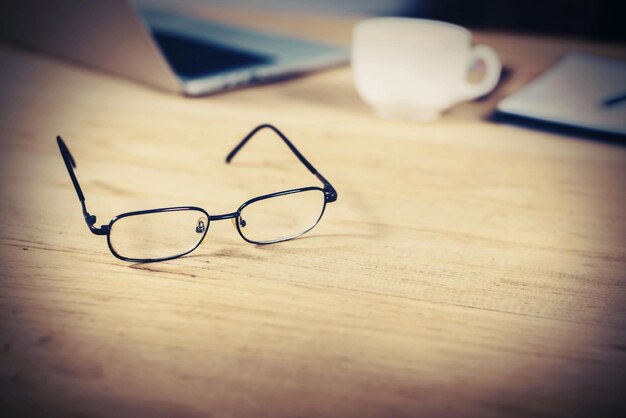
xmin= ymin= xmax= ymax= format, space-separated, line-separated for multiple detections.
xmin=225 ymin=124 xmax=337 ymax=202
xmin=56 ymin=136 xmax=108 ymax=235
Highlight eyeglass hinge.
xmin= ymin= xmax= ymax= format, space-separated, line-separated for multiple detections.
xmin=84 ymin=212 xmax=109 ymax=235
xmin=324 ymin=186 xmax=337 ymax=203
xmin=88 ymin=224 xmax=109 ymax=236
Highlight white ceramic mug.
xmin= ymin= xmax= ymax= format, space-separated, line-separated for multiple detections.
xmin=352 ymin=18 xmax=501 ymax=122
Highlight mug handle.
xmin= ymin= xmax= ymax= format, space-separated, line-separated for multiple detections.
xmin=463 ymin=45 xmax=501 ymax=100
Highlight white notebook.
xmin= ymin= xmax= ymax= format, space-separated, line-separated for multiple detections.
xmin=497 ymin=52 xmax=626 ymax=136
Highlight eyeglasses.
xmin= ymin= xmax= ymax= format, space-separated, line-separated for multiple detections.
xmin=57 ymin=124 xmax=337 ymax=262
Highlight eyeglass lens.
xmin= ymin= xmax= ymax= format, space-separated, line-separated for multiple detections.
xmin=238 ymin=189 xmax=325 ymax=244
xmin=109 ymin=209 xmax=208 ymax=261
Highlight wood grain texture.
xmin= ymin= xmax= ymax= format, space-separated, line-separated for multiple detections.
xmin=1 ymin=8 xmax=625 ymax=418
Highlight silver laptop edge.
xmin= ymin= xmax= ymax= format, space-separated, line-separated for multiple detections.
xmin=141 ymin=9 xmax=348 ymax=96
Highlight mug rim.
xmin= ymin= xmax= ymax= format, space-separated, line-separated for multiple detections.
xmin=355 ymin=17 xmax=471 ymax=38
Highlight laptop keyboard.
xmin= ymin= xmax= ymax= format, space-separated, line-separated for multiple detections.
xmin=152 ymin=30 xmax=273 ymax=79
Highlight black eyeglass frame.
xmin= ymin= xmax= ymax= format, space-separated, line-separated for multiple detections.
xmin=57 ymin=124 xmax=337 ymax=263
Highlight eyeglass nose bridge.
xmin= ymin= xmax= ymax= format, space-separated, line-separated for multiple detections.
xmin=208 ymin=212 xmax=239 ymax=222
xmin=207 ymin=212 xmax=241 ymax=229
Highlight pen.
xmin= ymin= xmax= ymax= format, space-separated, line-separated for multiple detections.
xmin=602 ymin=91 xmax=626 ymax=107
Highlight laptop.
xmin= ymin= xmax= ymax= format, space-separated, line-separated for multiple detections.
xmin=0 ymin=0 xmax=349 ymax=95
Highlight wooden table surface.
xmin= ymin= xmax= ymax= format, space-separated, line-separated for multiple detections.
xmin=1 ymin=7 xmax=625 ymax=418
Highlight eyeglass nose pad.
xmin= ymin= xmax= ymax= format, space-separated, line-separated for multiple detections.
xmin=231 ymin=217 xmax=246 ymax=229
xmin=195 ymin=218 xmax=207 ymax=234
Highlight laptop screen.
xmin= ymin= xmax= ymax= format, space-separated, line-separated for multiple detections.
xmin=153 ymin=30 xmax=273 ymax=79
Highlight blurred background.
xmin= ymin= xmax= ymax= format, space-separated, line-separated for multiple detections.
xmin=139 ymin=0 xmax=625 ymax=41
